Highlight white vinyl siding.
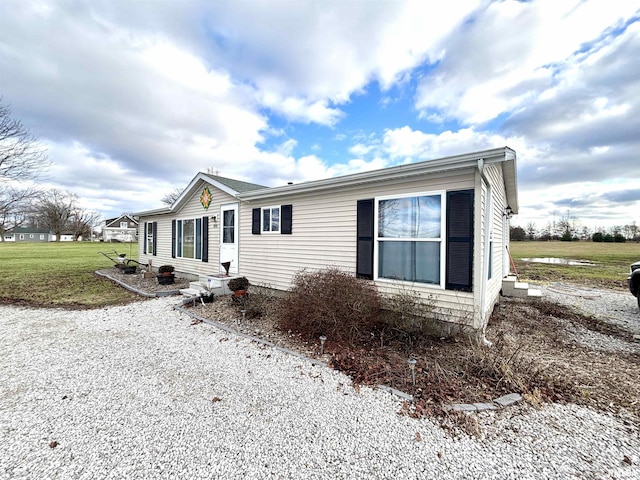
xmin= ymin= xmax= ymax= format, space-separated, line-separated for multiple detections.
xmin=138 ymin=181 xmax=236 ymax=275
xmin=240 ymin=170 xmax=478 ymax=326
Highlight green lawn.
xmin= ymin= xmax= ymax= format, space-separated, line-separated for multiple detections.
xmin=509 ymin=241 xmax=640 ymax=290
xmin=0 ymin=241 xmax=141 ymax=308
xmin=1 ymin=240 xmax=638 ymax=308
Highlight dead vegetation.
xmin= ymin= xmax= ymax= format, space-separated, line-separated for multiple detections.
xmin=184 ymin=269 xmax=639 ymax=424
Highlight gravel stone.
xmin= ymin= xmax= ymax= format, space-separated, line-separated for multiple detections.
xmin=1 ymin=297 xmax=639 ymax=479
xmin=542 ymin=283 xmax=640 ymax=335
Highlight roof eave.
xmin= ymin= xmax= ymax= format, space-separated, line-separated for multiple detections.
xmin=239 ymin=147 xmax=513 ymax=201
xmin=132 ymin=207 xmax=172 ymax=218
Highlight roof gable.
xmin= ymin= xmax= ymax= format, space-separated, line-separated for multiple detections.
xmin=169 ymin=172 xmax=267 ymax=212
xmin=202 ymin=174 xmax=266 ymax=193
xmin=105 ymin=214 xmax=138 ymax=227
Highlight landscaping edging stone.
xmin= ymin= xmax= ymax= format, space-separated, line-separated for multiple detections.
xmin=95 ymin=270 xmax=181 ymax=297
xmin=449 ymin=393 xmax=523 ymax=413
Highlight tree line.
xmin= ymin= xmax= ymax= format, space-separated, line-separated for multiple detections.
xmin=511 ymin=220 xmax=639 ymax=242
xmin=0 ymin=101 xmax=101 ymax=242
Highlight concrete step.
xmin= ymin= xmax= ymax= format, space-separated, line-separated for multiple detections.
xmin=502 ymin=276 xmax=543 ymax=299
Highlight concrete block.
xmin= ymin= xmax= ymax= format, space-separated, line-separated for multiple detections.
xmin=451 ymin=403 xmax=477 ymax=412
xmin=493 ymin=393 xmax=522 ymax=407
xmin=473 ymin=402 xmax=497 ymax=411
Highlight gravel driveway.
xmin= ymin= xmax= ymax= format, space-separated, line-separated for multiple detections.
xmin=1 ymin=296 xmax=639 ymax=479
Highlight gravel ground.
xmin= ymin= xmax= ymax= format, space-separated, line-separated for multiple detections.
xmin=539 ymin=283 xmax=640 ymax=354
xmin=1 ymin=296 xmax=639 ymax=479
xmin=541 ymin=282 xmax=640 ymax=335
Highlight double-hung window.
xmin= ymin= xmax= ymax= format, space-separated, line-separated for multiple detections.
xmin=262 ymin=206 xmax=280 ymax=233
xmin=145 ymin=222 xmax=155 ymax=255
xmin=376 ymin=192 xmax=444 ymax=285
xmin=175 ymin=218 xmax=202 ymax=259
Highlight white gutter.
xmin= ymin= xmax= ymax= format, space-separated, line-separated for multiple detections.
xmin=477 ymin=158 xmax=493 ymax=346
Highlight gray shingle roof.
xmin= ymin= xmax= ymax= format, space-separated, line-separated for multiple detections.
xmin=204 ymin=174 xmax=267 ymax=193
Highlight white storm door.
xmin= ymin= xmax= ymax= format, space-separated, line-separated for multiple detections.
xmin=220 ymin=203 xmax=239 ymax=274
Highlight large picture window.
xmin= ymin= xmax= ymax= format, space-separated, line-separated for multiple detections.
xmin=175 ymin=218 xmax=202 ymax=259
xmin=376 ymin=193 xmax=443 ymax=285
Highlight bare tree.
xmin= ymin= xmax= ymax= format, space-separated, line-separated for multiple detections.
xmin=0 ymin=101 xmax=49 ymax=182
xmin=36 ymin=189 xmax=76 ymax=242
xmin=161 ymin=188 xmax=184 ymax=206
xmin=0 ymin=185 xmax=34 ymax=241
xmin=526 ymin=221 xmax=537 ymax=240
xmin=0 ymin=100 xmax=50 ymax=240
xmin=69 ymin=208 xmax=102 ymax=241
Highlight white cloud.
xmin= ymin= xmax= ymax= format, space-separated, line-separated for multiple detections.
xmin=415 ymin=0 xmax=640 ymax=125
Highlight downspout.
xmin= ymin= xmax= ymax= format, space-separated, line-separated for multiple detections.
xmin=477 ymin=159 xmax=493 ymax=346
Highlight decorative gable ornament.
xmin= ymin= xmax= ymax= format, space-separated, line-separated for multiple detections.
xmin=200 ymin=186 xmax=212 ymax=210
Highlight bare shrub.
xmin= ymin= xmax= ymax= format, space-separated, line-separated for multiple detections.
xmin=382 ymin=283 xmax=437 ymax=336
xmin=464 ymin=331 xmax=578 ymax=400
xmin=276 ymin=268 xmax=382 ymax=345
xmin=242 ymin=283 xmax=279 ymax=319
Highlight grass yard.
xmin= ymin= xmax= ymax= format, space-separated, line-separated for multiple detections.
xmin=0 ymin=241 xmax=141 ymax=308
xmin=509 ymin=241 xmax=640 ymax=290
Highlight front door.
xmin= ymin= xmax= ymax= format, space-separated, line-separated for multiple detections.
xmin=220 ymin=203 xmax=239 ymax=274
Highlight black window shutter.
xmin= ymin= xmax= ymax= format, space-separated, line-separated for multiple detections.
xmin=356 ymin=199 xmax=374 ymax=279
xmin=202 ymin=216 xmax=209 ymax=262
xmin=281 ymin=204 xmax=292 ymax=234
xmin=143 ymin=222 xmax=148 ymax=254
xmin=252 ymin=208 xmax=261 ymax=234
xmin=152 ymin=221 xmax=158 ymax=256
xmin=445 ymin=190 xmax=474 ymax=291
xmin=171 ymin=220 xmax=176 ymax=258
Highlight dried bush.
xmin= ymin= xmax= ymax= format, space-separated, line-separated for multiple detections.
xmin=242 ymin=283 xmax=279 ymax=319
xmin=464 ymin=331 xmax=578 ymax=400
xmin=381 ymin=284 xmax=437 ymax=338
xmin=276 ymin=268 xmax=382 ymax=345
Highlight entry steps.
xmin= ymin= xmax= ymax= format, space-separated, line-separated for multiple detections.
xmin=501 ymin=275 xmax=542 ymax=298
xmin=180 ymin=275 xmax=242 ymax=298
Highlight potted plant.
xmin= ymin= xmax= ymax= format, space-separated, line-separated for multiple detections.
xmin=227 ymin=276 xmax=249 ymax=297
xmin=199 ymin=279 xmax=215 ymax=303
xmin=157 ymin=265 xmax=175 ymax=285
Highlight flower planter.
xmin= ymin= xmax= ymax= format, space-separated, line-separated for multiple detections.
xmin=157 ymin=274 xmax=175 ymax=285
xmin=233 ymin=289 xmax=247 ymax=298
xmin=200 ymin=293 xmax=214 ymax=303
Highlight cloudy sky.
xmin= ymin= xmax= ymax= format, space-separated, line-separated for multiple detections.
xmin=1 ymin=0 xmax=639 ymax=231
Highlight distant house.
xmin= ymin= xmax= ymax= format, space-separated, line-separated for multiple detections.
xmin=52 ymin=234 xmax=77 ymax=242
xmin=102 ymin=214 xmax=139 ymax=243
xmin=9 ymin=227 xmax=52 ymax=242
xmin=134 ymin=147 xmax=520 ymax=338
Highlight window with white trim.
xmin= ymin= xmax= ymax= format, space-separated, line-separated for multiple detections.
xmin=175 ymin=218 xmax=202 ymax=259
xmin=262 ymin=206 xmax=280 ymax=233
xmin=146 ymin=223 xmax=154 ymax=254
xmin=376 ymin=192 xmax=444 ymax=285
